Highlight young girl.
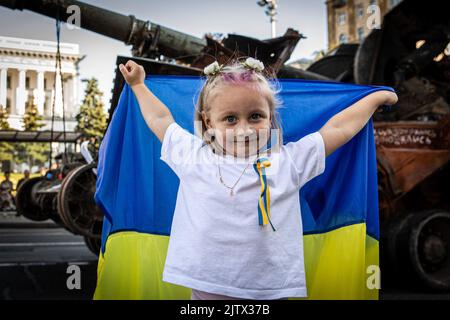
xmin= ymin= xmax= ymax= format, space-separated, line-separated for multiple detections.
xmin=118 ymin=57 xmax=398 ymax=300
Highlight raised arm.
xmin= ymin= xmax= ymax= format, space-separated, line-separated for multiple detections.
xmin=318 ymin=90 xmax=398 ymax=157
xmin=119 ymin=60 xmax=174 ymax=142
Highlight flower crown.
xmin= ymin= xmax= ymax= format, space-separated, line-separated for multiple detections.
xmin=203 ymin=57 xmax=265 ymax=76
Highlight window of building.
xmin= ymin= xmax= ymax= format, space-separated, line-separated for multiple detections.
xmin=356 ymin=4 xmax=364 ymax=18
xmin=7 ymin=76 xmax=11 ymax=89
xmin=357 ymin=27 xmax=365 ymax=41
xmin=389 ymin=0 xmax=402 ymax=7
xmin=369 ymin=0 xmax=377 ymax=5
xmin=44 ymin=78 xmax=47 ymax=90
xmin=6 ymin=98 xmax=11 ymax=112
xmin=338 ymin=12 xmax=347 ymax=25
xmin=339 ymin=33 xmax=348 ymax=44
xmin=333 ymin=0 xmax=348 ymax=9
xmin=26 ymin=76 xmax=30 ymax=90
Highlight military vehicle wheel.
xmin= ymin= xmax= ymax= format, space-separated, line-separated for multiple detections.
xmin=382 ymin=212 xmax=415 ymax=277
xmin=57 ymin=167 xmax=80 ymax=233
xmin=84 ymin=235 xmax=101 ymax=256
xmin=15 ymin=177 xmax=50 ymax=221
xmin=385 ymin=210 xmax=450 ymax=290
xmin=409 ymin=210 xmax=450 ymax=290
xmin=57 ymin=163 xmax=103 ymax=238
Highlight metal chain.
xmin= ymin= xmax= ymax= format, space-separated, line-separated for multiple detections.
xmin=48 ymin=8 xmax=68 ymax=172
xmin=216 ymin=153 xmax=258 ymax=196
xmin=217 ymin=161 xmax=250 ymax=196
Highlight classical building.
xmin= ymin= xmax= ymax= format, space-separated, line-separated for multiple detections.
xmin=0 ymin=35 xmax=84 ymax=131
xmin=326 ymin=0 xmax=402 ymax=50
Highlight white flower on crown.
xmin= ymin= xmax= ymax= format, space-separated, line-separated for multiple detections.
xmin=203 ymin=61 xmax=222 ymax=76
xmin=243 ymin=57 xmax=265 ymax=72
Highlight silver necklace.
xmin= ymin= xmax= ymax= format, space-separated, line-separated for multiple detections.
xmin=214 ymin=152 xmax=258 ymax=196
xmin=217 ymin=160 xmax=251 ymax=196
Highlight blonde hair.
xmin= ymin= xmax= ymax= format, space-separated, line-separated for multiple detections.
xmin=193 ymin=56 xmax=284 ymax=153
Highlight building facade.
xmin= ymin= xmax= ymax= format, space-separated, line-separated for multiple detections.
xmin=0 ymin=35 xmax=84 ymax=131
xmin=326 ymin=0 xmax=402 ymax=50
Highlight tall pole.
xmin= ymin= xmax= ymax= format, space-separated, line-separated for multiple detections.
xmin=257 ymin=0 xmax=278 ymax=38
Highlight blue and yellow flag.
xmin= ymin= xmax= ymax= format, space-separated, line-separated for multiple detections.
xmin=93 ymin=75 xmax=394 ymax=300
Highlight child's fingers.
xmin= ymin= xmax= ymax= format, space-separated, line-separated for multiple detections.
xmin=119 ymin=63 xmax=125 ymax=72
xmin=119 ymin=64 xmax=129 ymax=77
xmin=125 ymin=60 xmax=139 ymax=71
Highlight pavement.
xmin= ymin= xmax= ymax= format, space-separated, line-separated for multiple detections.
xmin=1 ymin=211 xmax=449 ymax=300
xmin=0 ymin=211 xmax=61 ymax=228
xmin=0 ymin=211 xmax=98 ymax=300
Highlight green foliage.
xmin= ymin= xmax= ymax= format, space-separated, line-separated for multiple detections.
xmin=75 ymin=78 xmax=108 ymax=151
xmin=0 ymin=105 xmax=11 ymax=130
xmin=15 ymin=100 xmax=50 ymax=168
xmin=22 ymin=99 xmax=45 ymax=131
xmin=0 ymin=105 xmax=14 ymax=162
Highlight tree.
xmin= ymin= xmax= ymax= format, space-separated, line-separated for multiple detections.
xmin=0 ymin=105 xmax=14 ymax=162
xmin=75 ymin=78 xmax=107 ymax=152
xmin=16 ymin=100 xmax=50 ymax=168
xmin=22 ymin=99 xmax=45 ymax=131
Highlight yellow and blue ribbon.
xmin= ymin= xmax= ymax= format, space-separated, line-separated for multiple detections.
xmin=253 ymin=157 xmax=276 ymax=231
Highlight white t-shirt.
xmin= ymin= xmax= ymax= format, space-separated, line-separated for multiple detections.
xmin=160 ymin=122 xmax=326 ymax=299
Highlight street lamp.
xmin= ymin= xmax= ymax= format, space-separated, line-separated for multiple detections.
xmin=257 ymin=0 xmax=278 ymax=38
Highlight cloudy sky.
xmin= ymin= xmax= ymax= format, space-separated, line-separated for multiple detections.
xmin=0 ymin=0 xmax=327 ymax=109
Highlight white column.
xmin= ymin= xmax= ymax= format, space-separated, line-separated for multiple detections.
xmin=66 ymin=78 xmax=72 ymax=117
xmin=48 ymin=88 xmax=54 ymax=117
xmin=0 ymin=68 xmax=7 ymax=108
xmin=36 ymin=71 xmax=45 ymax=115
xmin=64 ymin=76 xmax=70 ymax=118
xmin=15 ymin=69 xmax=26 ymax=115
xmin=54 ymin=70 xmax=63 ymax=117
xmin=71 ymin=73 xmax=78 ymax=117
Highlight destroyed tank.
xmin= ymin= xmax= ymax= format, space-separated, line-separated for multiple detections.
xmin=307 ymin=0 xmax=450 ymax=291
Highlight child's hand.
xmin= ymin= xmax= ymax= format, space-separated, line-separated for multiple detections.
xmin=380 ymin=90 xmax=398 ymax=105
xmin=119 ymin=60 xmax=145 ymax=87
xmin=376 ymin=90 xmax=398 ymax=105
xmin=375 ymin=90 xmax=398 ymax=112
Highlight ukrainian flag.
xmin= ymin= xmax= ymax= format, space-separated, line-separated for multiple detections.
xmin=93 ymin=75 xmax=394 ymax=300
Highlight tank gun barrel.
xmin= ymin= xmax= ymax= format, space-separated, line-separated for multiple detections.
xmin=0 ymin=0 xmax=331 ymax=80
xmin=0 ymin=0 xmax=207 ymax=58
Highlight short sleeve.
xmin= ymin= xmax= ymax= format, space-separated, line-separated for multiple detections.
xmin=160 ymin=122 xmax=201 ymax=177
xmin=283 ymin=131 xmax=326 ymax=188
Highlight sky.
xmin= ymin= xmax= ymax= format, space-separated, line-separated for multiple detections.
xmin=0 ymin=0 xmax=327 ymax=110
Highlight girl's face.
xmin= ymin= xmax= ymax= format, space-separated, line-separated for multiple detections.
xmin=202 ymin=84 xmax=272 ymax=158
